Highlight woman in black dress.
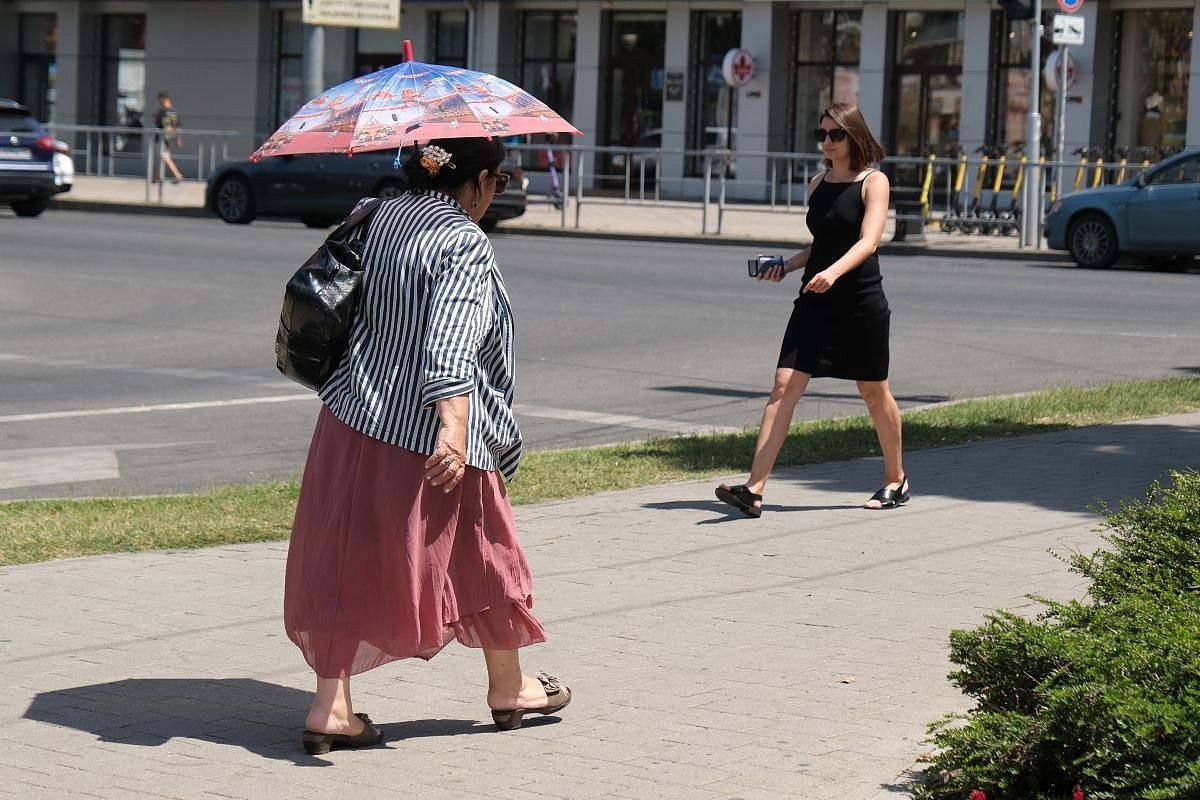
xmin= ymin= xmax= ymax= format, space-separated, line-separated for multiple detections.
xmin=716 ymin=102 xmax=907 ymax=518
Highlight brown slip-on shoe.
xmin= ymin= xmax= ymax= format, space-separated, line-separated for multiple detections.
xmin=302 ymin=712 xmax=384 ymax=755
xmin=491 ymin=672 xmax=572 ymax=731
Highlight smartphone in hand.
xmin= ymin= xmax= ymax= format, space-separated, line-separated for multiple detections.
xmin=748 ymin=255 xmax=785 ymax=277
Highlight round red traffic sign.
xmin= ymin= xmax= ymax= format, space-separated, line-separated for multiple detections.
xmin=1058 ymin=0 xmax=1084 ymax=12
xmin=721 ymin=48 xmax=755 ymax=87
xmin=1044 ymin=49 xmax=1077 ymax=91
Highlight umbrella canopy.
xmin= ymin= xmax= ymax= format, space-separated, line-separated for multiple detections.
xmin=250 ymin=56 xmax=581 ymax=161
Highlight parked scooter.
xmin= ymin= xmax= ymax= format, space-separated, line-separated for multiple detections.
xmin=940 ymin=148 xmax=969 ymax=232
xmin=960 ymin=146 xmax=992 ymax=234
xmin=980 ymin=144 xmax=1009 ymax=234
xmin=1072 ymin=146 xmax=1090 ymax=192
xmin=996 ymin=141 xmax=1025 ymax=236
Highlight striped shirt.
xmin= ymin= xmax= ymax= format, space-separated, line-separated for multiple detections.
xmin=319 ymin=190 xmax=522 ymax=479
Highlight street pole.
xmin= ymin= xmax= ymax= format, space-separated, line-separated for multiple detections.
xmin=1021 ymin=0 xmax=1043 ymax=248
xmin=303 ymin=24 xmax=326 ymax=104
xmin=1055 ymin=45 xmax=1068 ymax=201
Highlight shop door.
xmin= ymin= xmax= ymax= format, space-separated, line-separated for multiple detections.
xmin=600 ymin=12 xmax=665 ymax=181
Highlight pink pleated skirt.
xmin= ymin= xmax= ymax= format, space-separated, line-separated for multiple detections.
xmin=284 ymin=406 xmax=546 ymax=678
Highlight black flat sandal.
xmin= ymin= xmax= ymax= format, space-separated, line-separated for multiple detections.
xmin=865 ymin=475 xmax=910 ymax=510
xmin=715 ymin=484 xmax=763 ymax=518
xmin=302 ymin=712 xmax=384 ymax=755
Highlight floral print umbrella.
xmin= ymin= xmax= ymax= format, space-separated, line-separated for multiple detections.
xmin=250 ymin=45 xmax=580 ymax=160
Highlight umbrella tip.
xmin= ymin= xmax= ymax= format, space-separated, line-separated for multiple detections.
xmin=403 ymin=40 xmax=414 ymax=62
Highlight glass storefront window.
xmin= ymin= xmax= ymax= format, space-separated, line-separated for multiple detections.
xmin=791 ymin=10 xmax=861 ymax=155
xmin=1115 ymin=9 xmax=1192 ymax=152
xmin=430 ymin=11 xmax=468 ymax=68
xmin=19 ymin=14 xmax=56 ymax=123
xmin=992 ymin=11 xmax=1056 ymax=157
xmin=356 ymin=26 xmax=407 ymax=76
xmin=689 ymin=11 xmax=741 ymax=175
xmin=274 ymin=10 xmax=303 ymax=130
xmin=101 ymin=14 xmax=145 ymax=150
xmin=520 ymin=11 xmax=576 ymax=117
xmin=890 ymin=11 xmax=962 ymax=158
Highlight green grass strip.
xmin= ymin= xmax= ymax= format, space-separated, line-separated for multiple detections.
xmin=2 ymin=377 xmax=1198 ymax=567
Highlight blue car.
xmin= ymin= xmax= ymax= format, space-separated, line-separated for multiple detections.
xmin=1045 ymin=147 xmax=1200 ymax=268
xmin=0 ymin=97 xmax=72 ymax=217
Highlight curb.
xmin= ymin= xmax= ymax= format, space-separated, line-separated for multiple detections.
xmin=48 ymin=196 xmax=1067 ymax=263
xmin=498 ymin=222 xmax=1067 ymax=263
xmin=49 ymin=198 xmax=212 ymax=219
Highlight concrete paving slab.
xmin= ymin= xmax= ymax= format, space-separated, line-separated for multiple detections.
xmin=2 ymin=412 xmax=1197 ymax=798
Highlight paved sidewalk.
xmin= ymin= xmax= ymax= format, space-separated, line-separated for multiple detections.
xmin=2 ymin=413 xmax=1197 ymax=799
xmin=49 ymin=175 xmax=1059 ymax=260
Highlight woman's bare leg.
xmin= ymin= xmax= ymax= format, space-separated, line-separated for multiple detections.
xmin=857 ymin=379 xmax=905 ymax=506
xmin=306 ymin=677 xmax=365 ymax=734
xmin=483 ymin=649 xmax=549 ymax=711
xmin=741 ymin=368 xmax=812 ymax=497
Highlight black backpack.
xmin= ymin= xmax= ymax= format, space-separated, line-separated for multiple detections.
xmin=275 ymin=199 xmax=384 ymax=390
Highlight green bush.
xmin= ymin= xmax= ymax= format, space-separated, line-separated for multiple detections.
xmin=917 ymin=470 xmax=1200 ymax=800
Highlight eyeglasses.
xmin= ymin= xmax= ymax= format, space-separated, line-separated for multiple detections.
xmin=813 ymin=127 xmax=848 ymax=143
xmin=491 ymin=172 xmax=511 ymax=195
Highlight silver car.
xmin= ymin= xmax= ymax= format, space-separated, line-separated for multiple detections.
xmin=1044 ymin=147 xmax=1200 ymax=268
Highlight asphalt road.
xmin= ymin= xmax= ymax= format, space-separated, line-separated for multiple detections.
xmin=2 ymin=209 xmax=1198 ymax=500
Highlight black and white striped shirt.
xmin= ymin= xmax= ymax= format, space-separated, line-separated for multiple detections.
xmin=319 ymin=191 xmax=522 ymax=479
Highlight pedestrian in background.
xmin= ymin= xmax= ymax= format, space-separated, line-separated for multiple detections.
xmin=153 ymin=91 xmax=184 ymax=183
xmin=284 ymin=137 xmax=571 ymax=755
xmin=716 ymin=102 xmax=908 ymax=518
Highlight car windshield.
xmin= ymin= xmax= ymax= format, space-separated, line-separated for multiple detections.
xmin=0 ymin=110 xmax=40 ymax=133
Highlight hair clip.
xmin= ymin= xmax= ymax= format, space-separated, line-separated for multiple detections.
xmin=419 ymin=145 xmax=456 ymax=176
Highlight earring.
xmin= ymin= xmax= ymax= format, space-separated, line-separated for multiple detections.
xmin=471 ymin=200 xmax=479 ymax=208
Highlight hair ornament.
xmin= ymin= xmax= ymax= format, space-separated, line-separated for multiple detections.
xmin=419 ymin=145 xmax=456 ymax=176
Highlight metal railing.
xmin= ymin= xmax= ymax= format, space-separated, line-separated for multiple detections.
xmin=46 ymin=123 xmax=249 ymax=182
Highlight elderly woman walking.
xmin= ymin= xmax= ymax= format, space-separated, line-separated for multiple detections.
xmin=284 ymin=137 xmax=571 ymax=754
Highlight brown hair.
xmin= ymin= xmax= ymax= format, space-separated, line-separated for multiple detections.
xmin=820 ymin=102 xmax=885 ymax=171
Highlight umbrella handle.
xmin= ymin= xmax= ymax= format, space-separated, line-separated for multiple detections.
xmin=403 ymin=40 xmax=414 ymax=62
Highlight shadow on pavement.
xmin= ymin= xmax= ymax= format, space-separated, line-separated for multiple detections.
xmin=23 ymin=678 xmax=505 ymax=765
xmin=641 ymin=421 xmax=1198 ymax=516
xmin=652 ymin=383 xmax=949 ymax=406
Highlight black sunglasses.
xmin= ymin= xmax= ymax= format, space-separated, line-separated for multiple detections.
xmin=491 ymin=172 xmax=511 ymax=195
xmin=813 ymin=127 xmax=848 ymax=143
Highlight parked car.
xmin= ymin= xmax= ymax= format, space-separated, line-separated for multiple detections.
xmin=1045 ymin=147 xmax=1200 ymax=268
xmin=0 ymin=98 xmax=72 ymax=217
xmin=206 ymin=149 xmax=527 ymax=231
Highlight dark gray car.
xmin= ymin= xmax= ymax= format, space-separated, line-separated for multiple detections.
xmin=206 ymin=149 xmax=526 ymax=231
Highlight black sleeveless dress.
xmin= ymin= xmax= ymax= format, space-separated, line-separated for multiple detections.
xmin=777 ymin=173 xmax=891 ymax=381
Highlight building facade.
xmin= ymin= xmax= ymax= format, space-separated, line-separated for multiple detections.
xmin=2 ymin=0 xmax=1196 ymax=196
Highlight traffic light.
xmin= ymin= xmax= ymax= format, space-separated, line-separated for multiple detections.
xmin=999 ymin=0 xmax=1036 ymax=20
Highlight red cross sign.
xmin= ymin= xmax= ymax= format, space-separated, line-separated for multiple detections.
xmin=722 ymin=49 xmax=755 ymax=87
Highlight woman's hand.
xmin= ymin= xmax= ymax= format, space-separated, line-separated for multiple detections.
xmin=754 ymin=261 xmax=787 ymax=283
xmin=426 ymin=396 xmax=470 ymax=492
xmin=803 ymin=269 xmax=839 ymax=293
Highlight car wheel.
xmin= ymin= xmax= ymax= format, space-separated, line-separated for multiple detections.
xmin=1067 ymin=213 xmax=1118 ymax=268
xmin=373 ymin=179 xmax=405 ymax=199
xmin=213 ymin=175 xmax=255 ymax=224
xmin=11 ymin=196 xmax=49 ymax=217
